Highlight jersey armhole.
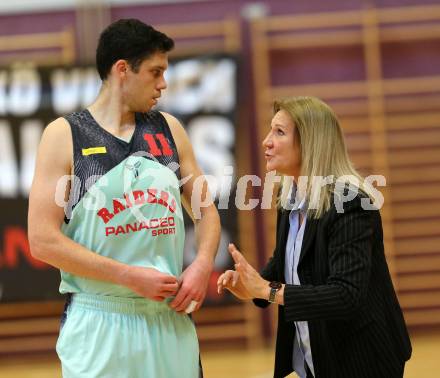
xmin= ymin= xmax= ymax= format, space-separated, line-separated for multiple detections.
xmin=62 ymin=114 xmax=78 ymax=223
xmin=155 ymin=111 xmax=184 ymax=194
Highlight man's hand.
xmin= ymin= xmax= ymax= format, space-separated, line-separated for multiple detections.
xmin=217 ymin=244 xmax=269 ymax=300
xmin=122 ymin=266 xmax=179 ymax=302
xmin=161 ymin=113 xmax=220 ymax=313
xmin=169 ymin=256 xmax=213 ymax=313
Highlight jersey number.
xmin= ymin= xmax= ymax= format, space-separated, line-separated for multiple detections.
xmin=143 ymin=133 xmax=173 ymax=156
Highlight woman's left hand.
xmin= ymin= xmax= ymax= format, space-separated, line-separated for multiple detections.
xmin=218 ymin=243 xmax=269 ymax=300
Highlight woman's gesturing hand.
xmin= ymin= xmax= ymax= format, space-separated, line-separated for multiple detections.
xmin=217 ymin=269 xmax=252 ymax=300
xmin=217 ymin=243 xmax=269 ymax=301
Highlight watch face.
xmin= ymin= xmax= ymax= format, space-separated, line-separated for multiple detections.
xmin=269 ymin=281 xmax=282 ymax=289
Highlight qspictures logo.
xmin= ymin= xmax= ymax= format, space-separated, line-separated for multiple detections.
xmin=97 ymin=188 xmax=177 ymax=238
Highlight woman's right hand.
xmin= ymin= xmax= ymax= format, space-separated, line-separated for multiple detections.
xmin=217 ymin=269 xmax=253 ymax=300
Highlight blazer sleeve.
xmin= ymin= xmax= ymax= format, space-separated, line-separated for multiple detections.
xmin=283 ymin=197 xmax=373 ymax=322
xmin=253 ymin=253 xmax=277 ymax=308
xmin=253 ymin=208 xmax=286 ymax=308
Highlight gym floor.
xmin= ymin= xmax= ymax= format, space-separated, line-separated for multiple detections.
xmin=0 ymin=329 xmax=438 ymax=378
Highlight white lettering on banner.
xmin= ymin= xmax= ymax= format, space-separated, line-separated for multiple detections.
xmin=81 ymin=68 xmax=101 ymax=110
xmin=51 ymin=68 xmax=101 ymax=115
xmin=20 ymin=120 xmax=43 ymax=196
xmin=187 ymin=116 xmax=235 ymax=201
xmin=159 ymin=59 xmax=236 ymax=114
xmin=201 ymin=59 xmax=236 ymax=112
xmin=0 ymin=59 xmax=238 ymax=202
xmin=0 ymin=67 xmax=41 ymax=116
xmin=8 ymin=67 xmax=41 ymax=116
xmin=0 ymin=71 xmax=7 ymax=115
xmin=0 ymin=121 xmax=18 ymax=197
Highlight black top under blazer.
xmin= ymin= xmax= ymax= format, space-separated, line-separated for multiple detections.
xmin=254 ymin=194 xmax=412 ymax=378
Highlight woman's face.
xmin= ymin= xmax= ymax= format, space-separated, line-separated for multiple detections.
xmin=262 ymin=110 xmax=301 ymax=177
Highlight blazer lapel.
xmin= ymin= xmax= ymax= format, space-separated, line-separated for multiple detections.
xmin=298 ymin=217 xmax=318 ymax=266
xmin=276 ymin=209 xmax=290 ymax=280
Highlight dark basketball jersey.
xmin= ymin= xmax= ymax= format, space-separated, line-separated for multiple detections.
xmin=60 ymin=109 xmax=185 ymax=297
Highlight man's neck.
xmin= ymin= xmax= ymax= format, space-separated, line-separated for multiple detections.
xmin=88 ymin=84 xmax=135 ymax=135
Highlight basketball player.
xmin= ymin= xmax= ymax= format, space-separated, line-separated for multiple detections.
xmin=28 ymin=19 xmax=220 ymax=377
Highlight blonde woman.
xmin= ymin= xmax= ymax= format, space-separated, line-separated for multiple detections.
xmin=218 ymin=97 xmax=411 ymax=378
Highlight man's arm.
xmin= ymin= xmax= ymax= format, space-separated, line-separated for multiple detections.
xmin=28 ymin=118 xmax=179 ymax=301
xmin=162 ymin=112 xmax=221 ymax=313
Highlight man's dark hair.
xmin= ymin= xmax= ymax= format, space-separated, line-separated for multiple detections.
xmin=96 ymin=19 xmax=174 ymax=80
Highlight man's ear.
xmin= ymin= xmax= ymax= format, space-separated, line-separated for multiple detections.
xmin=113 ymin=59 xmax=129 ymax=78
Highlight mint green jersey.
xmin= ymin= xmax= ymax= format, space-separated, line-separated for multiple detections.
xmin=61 ymin=155 xmax=185 ymax=297
xmin=60 ymin=110 xmax=185 ymax=297
xmin=56 ymin=110 xmax=200 ymax=378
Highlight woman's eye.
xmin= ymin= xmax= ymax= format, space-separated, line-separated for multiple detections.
xmin=277 ymin=129 xmax=285 ymax=135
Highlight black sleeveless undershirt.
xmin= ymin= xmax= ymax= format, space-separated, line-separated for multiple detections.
xmin=63 ymin=109 xmax=181 ymax=220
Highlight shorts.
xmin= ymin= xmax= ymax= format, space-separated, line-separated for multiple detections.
xmin=56 ymin=293 xmax=200 ymax=378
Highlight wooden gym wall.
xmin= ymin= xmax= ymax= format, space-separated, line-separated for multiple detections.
xmin=0 ymin=17 xmax=262 ymax=355
xmin=251 ymin=4 xmax=440 ymax=328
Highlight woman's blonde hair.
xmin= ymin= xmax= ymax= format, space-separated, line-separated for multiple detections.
xmin=274 ymin=96 xmax=374 ymax=219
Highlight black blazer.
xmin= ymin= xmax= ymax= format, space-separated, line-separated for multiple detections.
xmin=254 ymin=195 xmax=412 ymax=378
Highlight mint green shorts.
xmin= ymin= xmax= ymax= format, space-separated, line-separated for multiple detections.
xmin=56 ymin=294 xmax=200 ymax=378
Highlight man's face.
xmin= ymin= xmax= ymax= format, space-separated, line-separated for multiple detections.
xmin=122 ymin=51 xmax=168 ymax=113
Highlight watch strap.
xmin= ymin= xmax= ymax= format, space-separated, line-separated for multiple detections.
xmin=268 ymin=281 xmax=282 ymax=303
xmin=269 ymin=287 xmax=277 ymax=303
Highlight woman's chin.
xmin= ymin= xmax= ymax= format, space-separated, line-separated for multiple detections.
xmin=265 ymin=163 xmax=275 ymax=172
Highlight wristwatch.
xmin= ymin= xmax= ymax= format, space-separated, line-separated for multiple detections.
xmin=268 ymin=281 xmax=282 ymax=303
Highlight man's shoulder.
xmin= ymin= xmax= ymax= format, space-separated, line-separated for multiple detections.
xmin=40 ymin=117 xmax=73 ymax=163
xmin=158 ymin=111 xmax=190 ymax=147
xmin=28 ymin=116 xmax=73 ymax=185
xmin=44 ymin=117 xmax=71 ymax=138
xmin=138 ymin=110 xmax=184 ymax=135
xmin=158 ymin=111 xmax=183 ymax=130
